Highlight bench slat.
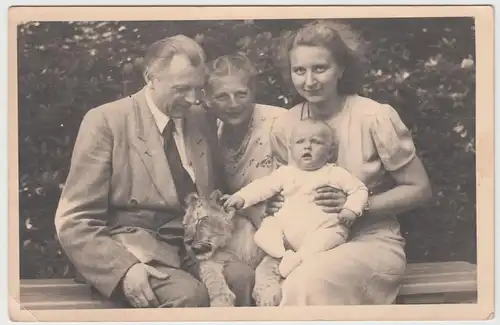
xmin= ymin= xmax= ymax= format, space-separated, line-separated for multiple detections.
xmin=20 ymin=300 xmax=119 ymax=310
xmin=400 ymin=263 xmax=477 ymax=296
xmin=21 ymin=287 xmax=101 ymax=303
xmin=403 ymin=270 xmax=475 ymax=279
xmin=21 ymin=280 xmax=93 ymax=301
xmin=396 ymin=291 xmax=478 ymax=305
xmin=19 ymin=279 xmax=121 ymax=309
xmin=399 ymin=278 xmax=477 ymax=295
xmin=403 ymin=261 xmax=476 ymax=273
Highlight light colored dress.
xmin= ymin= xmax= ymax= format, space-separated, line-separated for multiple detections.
xmin=217 ymin=103 xmax=287 ymax=223
xmin=269 ymin=95 xmax=415 ymax=305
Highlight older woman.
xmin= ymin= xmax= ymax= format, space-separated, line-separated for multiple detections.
xmin=268 ymin=20 xmax=432 ymax=305
xmin=202 ymin=53 xmax=286 ymax=306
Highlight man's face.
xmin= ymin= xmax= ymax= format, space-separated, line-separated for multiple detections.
xmin=150 ymin=54 xmax=205 ymax=118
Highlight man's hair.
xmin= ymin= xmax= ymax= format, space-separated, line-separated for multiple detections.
xmin=142 ymin=35 xmax=206 ymax=82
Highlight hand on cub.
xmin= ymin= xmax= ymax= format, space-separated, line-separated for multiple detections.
xmin=221 ymin=194 xmax=245 ymax=211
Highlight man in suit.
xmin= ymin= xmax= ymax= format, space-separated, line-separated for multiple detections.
xmin=55 ymin=35 xmax=255 ymax=308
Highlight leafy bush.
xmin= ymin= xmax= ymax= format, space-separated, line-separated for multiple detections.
xmin=18 ymin=18 xmax=476 ymax=279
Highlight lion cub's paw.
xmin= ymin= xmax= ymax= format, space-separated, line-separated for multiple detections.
xmin=211 ymin=292 xmax=236 ymax=307
xmin=253 ymin=283 xmax=282 ymax=307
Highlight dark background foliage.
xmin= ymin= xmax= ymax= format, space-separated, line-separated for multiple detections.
xmin=18 ymin=18 xmax=476 ymax=279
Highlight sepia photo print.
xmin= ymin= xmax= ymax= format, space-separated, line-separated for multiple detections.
xmin=8 ymin=5 xmax=494 ymax=322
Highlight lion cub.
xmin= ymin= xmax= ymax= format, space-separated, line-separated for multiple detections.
xmin=182 ymin=190 xmax=282 ymax=307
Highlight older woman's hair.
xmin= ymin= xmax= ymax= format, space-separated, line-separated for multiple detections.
xmin=276 ymin=20 xmax=366 ymax=95
xmin=205 ymin=53 xmax=258 ymax=92
xmin=142 ymin=34 xmax=206 ymax=82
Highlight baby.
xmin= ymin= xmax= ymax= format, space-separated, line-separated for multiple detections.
xmin=223 ymin=119 xmax=369 ymax=278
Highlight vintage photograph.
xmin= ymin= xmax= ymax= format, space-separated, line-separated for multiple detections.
xmin=9 ymin=5 xmax=493 ymax=322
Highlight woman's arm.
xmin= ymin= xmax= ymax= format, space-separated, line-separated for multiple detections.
xmin=366 ymin=103 xmax=433 ymax=217
xmin=367 ymin=156 xmax=432 ymax=217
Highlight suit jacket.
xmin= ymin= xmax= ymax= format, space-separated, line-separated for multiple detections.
xmin=54 ymin=86 xmax=224 ymax=298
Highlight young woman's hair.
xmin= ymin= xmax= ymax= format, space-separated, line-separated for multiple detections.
xmin=141 ymin=34 xmax=206 ymax=82
xmin=276 ymin=20 xmax=367 ymax=96
xmin=204 ymin=52 xmax=258 ymax=92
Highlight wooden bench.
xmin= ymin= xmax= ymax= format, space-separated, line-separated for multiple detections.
xmin=19 ymin=261 xmax=477 ymax=310
xmin=395 ymin=261 xmax=477 ymax=304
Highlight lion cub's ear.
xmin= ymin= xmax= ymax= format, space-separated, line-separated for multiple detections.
xmin=185 ymin=192 xmax=199 ymax=208
xmin=208 ymin=189 xmax=223 ymax=205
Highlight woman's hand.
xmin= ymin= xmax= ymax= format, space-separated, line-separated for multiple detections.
xmin=265 ymin=193 xmax=285 ymax=216
xmin=313 ymin=185 xmax=347 ymax=213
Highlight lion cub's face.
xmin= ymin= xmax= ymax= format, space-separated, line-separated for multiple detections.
xmin=182 ymin=190 xmax=235 ymax=260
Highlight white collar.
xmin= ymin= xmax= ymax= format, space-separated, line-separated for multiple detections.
xmin=145 ymin=86 xmax=183 ymax=134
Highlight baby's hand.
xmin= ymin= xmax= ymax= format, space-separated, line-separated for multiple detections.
xmin=338 ymin=209 xmax=358 ymax=227
xmin=222 ymin=195 xmax=245 ymax=211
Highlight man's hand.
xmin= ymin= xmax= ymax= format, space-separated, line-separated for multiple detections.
xmin=222 ymin=194 xmax=245 ymax=211
xmin=313 ymin=185 xmax=347 ymax=213
xmin=122 ymin=263 xmax=169 ymax=308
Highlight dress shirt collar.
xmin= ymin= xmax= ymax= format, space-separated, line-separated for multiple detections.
xmin=145 ymin=85 xmax=183 ymax=134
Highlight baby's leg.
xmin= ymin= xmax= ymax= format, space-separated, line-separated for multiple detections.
xmin=254 ymin=216 xmax=287 ymax=258
xmin=279 ymin=224 xmax=349 ymax=278
xmin=297 ymin=224 xmax=348 ymax=258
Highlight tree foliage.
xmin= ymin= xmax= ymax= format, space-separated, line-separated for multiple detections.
xmin=18 ymin=18 xmax=476 ymax=279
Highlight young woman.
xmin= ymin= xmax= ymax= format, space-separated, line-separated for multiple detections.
xmin=267 ymin=20 xmax=432 ymax=305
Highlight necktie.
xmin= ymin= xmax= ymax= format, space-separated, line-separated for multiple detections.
xmin=163 ymin=119 xmax=197 ymax=205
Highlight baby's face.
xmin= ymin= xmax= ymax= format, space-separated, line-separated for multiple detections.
xmin=290 ymin=123 xmax=333 ymax=171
